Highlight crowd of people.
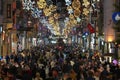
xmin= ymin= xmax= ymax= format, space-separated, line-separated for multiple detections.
xmin=0 ymin=43 xmax=120 ymax=80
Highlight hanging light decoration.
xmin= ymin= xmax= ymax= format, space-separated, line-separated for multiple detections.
xmin=83 ymin=8 xmax=89 ymax=16
xmin=64 ymin=0 xmax=82 ymax=35
xmin=69 ymin=14 xmax=74 ymax=19
xmin=43 ymin=7 xmax=52 ymax=16
xmin=40 ymin=17 xmax=48 ymax=25
xmin=37 ymin=0 xmax=47 ymax=9
xmin=82 ymin=0 xmax=90 ymax=16
xmin=55 ymin=21 xmax=59 ymax=30
xmin=63 ymin=27 xmax=70 ymax=36
xmin=22 ymin=0 xmax=35 ymax=10
xmin=52 ymin=21 xmax=60 ymax=35
xmin=67 ymin=6 xmax=73 ymax=14
xmin=76 ymin=17 xmax=81 ymax=22
xmin=20 ymin=0 xmax=92 ymax=36
xmin=65 ymin=21 xmax=70 ymax=27
xmin=43 ymin=4 xmax=57 ymax=17
xmin=54 ymin=13 xmax=60 ymax=20
xmin=72 ymin=0 xmax=81 ymax=18
xmin=65 ymin=0 xmax=73 ymax=15
xmin=74 ymin=9 xmax=81 ymax=17
xmin=64 ymin=17 xmax=69 ymax=24
xmin=64 ymin=0 xmax=74 ymax=34
xmin=82 ymin=0 xmax=90 ymax=7
xmin=48 ymin=16 xmax=54 ymax=25
xmin=65 ymin=0 xmax=72 ymax=6
xmin=72 ymin=0 xmax=81 ymax=10
xmin=31 ymin=7 xmax=42 ymax=18
xmin=49 ymin=5 xmax=57 ymax=12
xmin=69 ymin=19 xmax=77 ymax=27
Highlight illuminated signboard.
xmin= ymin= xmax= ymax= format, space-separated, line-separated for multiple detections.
xmin=0 ymin=25 xmax=2 ymax=33
xmin=112 ymin=12 xmax=120 ymax=23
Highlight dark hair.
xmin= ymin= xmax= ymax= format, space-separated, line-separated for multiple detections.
xmin=66 ymin=77 xmax=72 ymax=80
xmin=88 ymin=71 xmax=94 ymax=77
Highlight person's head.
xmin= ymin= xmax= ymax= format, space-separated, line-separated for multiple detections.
xmin=36 ymin=72 xmax=40 ymax=77
xmin=88 ymin=70 xmax=94 ymax=77
xmin=66 ymin=77 xmax=72 ymax=80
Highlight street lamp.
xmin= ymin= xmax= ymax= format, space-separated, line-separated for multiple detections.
xmin=106 ymin=35 xmax=114 ymax=53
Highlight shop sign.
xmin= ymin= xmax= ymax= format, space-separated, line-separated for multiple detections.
xmin=112 ymin=12 xmax=120 ymax=23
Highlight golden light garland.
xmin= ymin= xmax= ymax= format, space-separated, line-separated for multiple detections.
xmin=69 ymin=14 xmax=75 ymax=19
xmin=71 ymin=0 xmax=81 ymax=24
xmin=54 ymin=13 xmax=60 ymax=20
xmin=74 ymin=9 xmax=81 ymax=17
xmin=35 ymin=0 xmax=91 ymax=35
xmin=67 ymin=6 xmax=73 ymax=11
xmin=43 ymin=7 xmax=51 ymax=16
xmin=48 ymin=16 xmax=55 ymax=25
xmin=83 ymin=0 xmax=90 ymax=7
xmin=49 ymin=5 xmax=57 ymax=12
xmin=37 ymin=0 xmax=47 ymax=9
xmin=69 ymin=19 xmax=77 ymax=27
xmin=83 ymin=8 xmax=89 ymax=16
xmin=66 ymin=21 xmax=72 ymax=28
xmin=67 ymin=6 xmax=73 ymax=14
xmin=53 ymin=26 xmax=60 ymax=35
xmin=72 ymin=0 xmax=81 ymax=9
xmin=82 ymin=0 xmax=90 ymax=16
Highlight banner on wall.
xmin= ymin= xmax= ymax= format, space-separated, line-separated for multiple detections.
xmin=87 ymin=23 xmax=95 ymax=34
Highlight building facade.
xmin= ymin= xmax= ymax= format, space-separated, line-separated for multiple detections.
xmin=0 ymin=0 xmax=4 ymax=56
xmin=0 ymin=0 xmax=17 ymax=56
xmin=103 ymin=0 xmax=120 ymax=59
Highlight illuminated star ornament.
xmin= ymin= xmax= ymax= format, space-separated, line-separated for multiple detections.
xmin=65 ymin=0 xmax=72 ymax=6
xmin=82 ymin=0 xmax=90 ymax=7
xmin=83 ymin=8 xmax=89 ymax=16
xmin=22 ymin=0 xmax=35 ymax=10
xmin=76 ymin=17 xmax=81 ymax=22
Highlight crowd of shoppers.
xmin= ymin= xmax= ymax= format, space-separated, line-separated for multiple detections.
xmin=0 ymin=43 xmax=120 ymax=80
